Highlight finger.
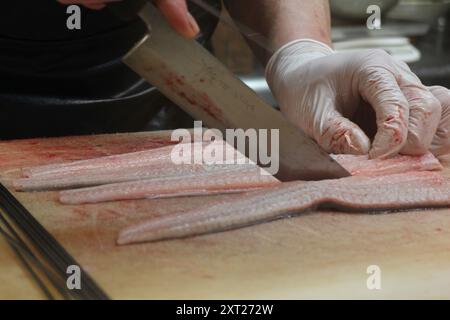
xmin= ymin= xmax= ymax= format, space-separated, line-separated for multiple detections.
xmin=57 ymin=0 xmax=113 ymax=5
xmin=154 ymin=0 xmax=200 ymax=38
xmin=398 ymin=80 xmax=441 ymax=156
xmin=317 ymin=110 xmax=371 ymax=155
xmin=281 ymin=84 xmax=371 ymax=155
xmin=84 ymin=3 xmax=106 ymax=9
xmin=429 ymin=86 xmax=450 ymax=157
xmin=358 ymin=66 xmax=410 ymax=159
xmin=57 ymin=0 xmax=114 ymax=9
xmin=58 ymin=0 xmax=200 ymax=37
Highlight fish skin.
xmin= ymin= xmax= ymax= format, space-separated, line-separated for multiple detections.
xmin=22 ymin=140 xmax=243 ymax=179
xmin=59 ymin=166 xmax=279 ymax=204
xmin=15 ymin=163 xmax=204 ymax=191
xmin=330 ymin=152 xmax=442 ymax=176
xmin=17 ymin=150 xmax=441 ymax=192
xmin=21 ymin=142 xmax=212 ymax=178
xmin=117 ymin=172 xmax=450 ymax=245
xmin=14 ymin=139 xmax=448 ymax=245
xmin=21 ymin=143 xmax=178 ymax=178
xmin=14 ymin=162 xmax=262 ymax=192
xmin=14 ymin=141 xmax=248 ymax=191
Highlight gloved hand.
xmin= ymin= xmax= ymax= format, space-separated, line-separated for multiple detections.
xmin=429 ymin=86 xmax=450 ymax=157
xmin=266 ymin=39 xmax=449 ymax=158
xmin=57 ymin=0 xmax=200 ymax=38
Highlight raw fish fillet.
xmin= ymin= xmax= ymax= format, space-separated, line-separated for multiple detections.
xmin=22 ymin=141 xmax=231 ymax=179
xmin=14 ymin=141 xmax=249 ymax=191
xmin=117 ymin=172 xmax=450 ymax=244
xmin=21 ymin=142 xmax=184 ymax=178
xmin=59 ymin=166 xmax=279 ymax=204
xmin=331 ymin=152 xmax=442 ymax=176
xmin=15 ymin=163 xmax=199 ymax=191
xmin=14 ymin=163 xmax=260 ymax=191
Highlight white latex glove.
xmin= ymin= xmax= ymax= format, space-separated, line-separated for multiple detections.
xmin=429 ymin=86 xmax=450 ymax=157
xmin=58 ymin=0 xmax=200 ymax=38
xmin=266 ymin=39 xmax=447 ymax=159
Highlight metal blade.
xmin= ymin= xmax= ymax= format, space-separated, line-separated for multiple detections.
xmin=123 ymin=3 xmax=349 ymax=181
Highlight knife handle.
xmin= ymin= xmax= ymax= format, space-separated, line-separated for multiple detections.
xmin=108 ymin=0 xmax=147 ymax=21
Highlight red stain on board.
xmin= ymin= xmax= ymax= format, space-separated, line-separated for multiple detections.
xmin=45 ymin=153 xmax=59 ymax=159
xmin=0 ymin=133 xmax=177 ymax=172
xmin=71 ymin=207 xmax=90 ymax=220
xmin=97 ymin=209 xmax=124 ymax=220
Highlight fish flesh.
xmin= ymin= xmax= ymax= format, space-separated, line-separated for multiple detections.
xmin=117 ymin=171 xmax=450 ymax=244
xmin=14 ymin=141 xmax=248 ymax=191
xmin=21 ymin=142 xmax=184 ymax=178
xmin=58 ymin=152 xmax=442 ymax=204
xmin=59 ymin=166 xmax=279 ymax=204
xmin=21 ymin=141 xmax=229 ymax=179
xmin=17 ymin=147 xmax=439 ymax=193
xmin=55 ymin=152 xmax=443 ymax=203
xmin=14 ymin=162 xmax=267 ymax=192
xmin=330 ymin=152 xmax=442 ymax=176
xmin=14 ymin=163 xmax=230 ymax=191
xmin=14 ymin=137 xmax=449 ymax=245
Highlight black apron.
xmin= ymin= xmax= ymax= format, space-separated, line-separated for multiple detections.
xmin=0 ymin=0 xmax=220 ymax=139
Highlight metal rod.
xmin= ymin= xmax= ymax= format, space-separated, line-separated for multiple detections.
xmin=0 ymin=222 xmax=55 ymax=300
xmin=0 ymin=184 xmax=109 ymax=300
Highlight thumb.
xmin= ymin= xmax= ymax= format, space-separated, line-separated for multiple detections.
xmin=155 ymin=0 xmax=200 ymax=38
xmin=429 ymin=86 xmax=450 ymax=157
xmin=57 ymin=0 xmax=107 ymax=10
xmin=316 ymin=110 xmax=371 ymax=155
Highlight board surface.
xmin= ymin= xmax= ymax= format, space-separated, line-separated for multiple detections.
xmin=1 ymin=131 xmax=449 ymax=299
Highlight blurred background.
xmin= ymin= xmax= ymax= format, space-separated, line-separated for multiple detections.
xmin=3 ymin=1 xmax=449 ymax=138
xmin=211 ymin=0 xmax=450 ymax=106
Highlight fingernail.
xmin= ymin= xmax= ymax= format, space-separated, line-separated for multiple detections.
xmin=186 ymin=13 xmax=200 ymax=38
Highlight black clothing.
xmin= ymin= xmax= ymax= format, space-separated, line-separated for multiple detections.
xmin=0 ymin=1 xmax=220 ymax=139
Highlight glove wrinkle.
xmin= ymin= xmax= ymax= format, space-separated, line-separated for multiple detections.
xmin=266 ymin=39 xmax=448 ymax=159
xmin=429 ymin=86 xmax=450 ymax=157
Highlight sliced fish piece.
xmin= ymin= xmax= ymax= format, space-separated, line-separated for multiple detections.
xmin=14 ymin=162 xmax=258 ymax=191
xmin=117 ymin=172 xmax=450 ymax=244
xmin=21 ymin=143 xmax=176 ymax=178
xmin=15 ymin=163 xmax=199 ymax=191
xmin=59 ymin=166 xmax=279 ymax=204
xmin=331 ymin=152 xmax=442 ymax=176
xmin=21 ymin=141 xmax=211 ymax=178
xmin=14 ymin=141 xmax=248 ymax=191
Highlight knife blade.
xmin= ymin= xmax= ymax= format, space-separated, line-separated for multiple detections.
xmin=109 ymin=1 xmax=350 ymax=181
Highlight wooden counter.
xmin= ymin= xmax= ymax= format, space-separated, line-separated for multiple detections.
xmin=1 ymin=131 xmax=449 ymax=299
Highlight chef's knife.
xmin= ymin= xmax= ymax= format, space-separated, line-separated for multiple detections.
xmin=109 ymin=1 xmax=350 ymax=181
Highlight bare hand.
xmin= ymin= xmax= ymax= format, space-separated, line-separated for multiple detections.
xmin=57 ymin=0 xmax=200 ymax=38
